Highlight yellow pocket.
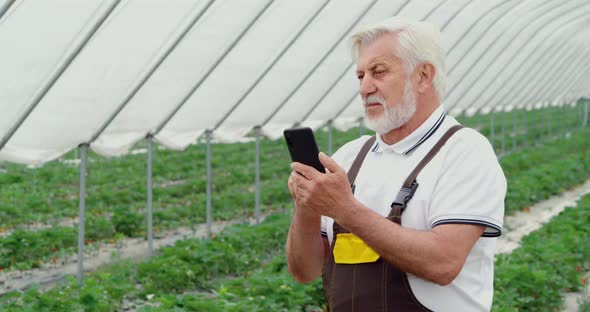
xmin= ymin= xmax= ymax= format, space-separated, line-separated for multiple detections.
xmin=333 ymin=233 xmax=380 ymax=264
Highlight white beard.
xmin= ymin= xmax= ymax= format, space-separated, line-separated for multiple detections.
xmin=364 ymin=79 xmax=417 ymax=135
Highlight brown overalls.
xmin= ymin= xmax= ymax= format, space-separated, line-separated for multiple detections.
xmin=322 ymin=125 xmax=463 ymax=312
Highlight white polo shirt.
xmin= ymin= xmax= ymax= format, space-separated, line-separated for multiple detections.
xmin=321 ymin=105 xmax=506 ymax=311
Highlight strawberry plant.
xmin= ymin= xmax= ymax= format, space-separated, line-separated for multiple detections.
xmin=0 ymin=101 xmax=588 ymax=309
xmin=493 ymin=195 xmax=590 ymax=310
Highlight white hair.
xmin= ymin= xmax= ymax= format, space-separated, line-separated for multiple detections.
xmin=350 ymin=16 xmax=447 ymax=101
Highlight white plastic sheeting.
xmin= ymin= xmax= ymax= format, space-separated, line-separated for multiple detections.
xmin=0 ymin=0 xmax=589 ymax=165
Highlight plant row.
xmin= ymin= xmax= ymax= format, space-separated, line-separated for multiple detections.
xmin=1 ymin=102 xmax=586 ymax=229
xmin=1 ymin=112 xmax=590 ymax=271
xmin=492 ymin=195 xmax=590 ymax=310
xmin=149 ymin=193 xmax=590 ymax=311
xmin=2 ymin=121 xmax=590 ymax=309
xmin=456 ymin=101 xmax=587 ymax=154
xmin=0 ymin=213 xmax=293 ymax=311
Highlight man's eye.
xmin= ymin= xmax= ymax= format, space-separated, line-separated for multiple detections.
xmin=357 ymin=74 xmax=364 ymax=80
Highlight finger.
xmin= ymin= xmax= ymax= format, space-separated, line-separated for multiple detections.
xmin=289 ymin=171 xmax=298 ymax=182
xmin=290 ymin=171 xmax=303 ymax=186
xmin=291 ymin=162 xmax=320 ymax=180
xmin=292 ymin=171 xmax=313 ymax=191
xmin=319 ymin=152 xmax=343 ymax=175
xmin=289 ymin=171 xmax=299 ymax=190
xmin=288 ymin=183 xmax=297 ymax=199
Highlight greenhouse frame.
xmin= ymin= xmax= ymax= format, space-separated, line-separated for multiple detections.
xmin=0 ymin=0 xmax=589 ymax=310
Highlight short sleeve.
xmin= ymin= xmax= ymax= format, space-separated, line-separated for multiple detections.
xmin=321 ymin=215 xmax=328 ymax=237
xmin=429 ymin=129 xmax=506 ymax=237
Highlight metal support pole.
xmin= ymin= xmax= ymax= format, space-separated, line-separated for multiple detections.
xmin=563 ymin=105 xmax=575 ymax=134
xmin=563 ymin=105 xmax=567 ymax=136
xmin=512 ymin=109 xmax=517 ymax=151
xmin=523 ymin=110 xmax=528 ymax=148
xmin=569 ymin=104 xmax=575 ymax=132
xmin=543 ymin=106 xmax=548 ymax=141
xmin=555 ymin=105 xmax=563 ymax=137
xmin=327 ymin=121 xmax=333 ymax=156
xmin=539 ymin=106 xmax=549 ymax=144
xmin=572 ymin=103 xmax=577 ymax=131
xmin=77 ymin=144 xmax=88 ymax=284
xmin=491 ymin=109 xmax=496 ymax=152
xmin=584 ymin=101 xmax=588 ymax=127
xmin=539 ymin=107 xmax=544 ymax=143
xmin=205 ymin=130 xmax=212 ymax=236
xmin=477 ymin=111 xmax=482 ymax=132
xmin=569 ymin=104 xmax=574 ymax=133
xmin=558 ymin=105 xmax=562 ymax=136
xmin=254 ymin=127 xmax=261 ymax=224
xmin=568 ymin=104 xmax=572 ymax=133
xmin=539 ymin=107 xmax=545 ymax=144
xmin=146 ymin=136 xmax=153 ymax=257
xmin=547 ymin=107 xmax=552 ymax=140
xmin=533 ymin=107 xmax=538 ymax=145
xmin=574 ymin=103 xmax=579 ymax=131
xmin=576 ymin=101 xmax=585 ymax=128
xmin=579 ymin=102 xmax=583 ymax=128
xmin=501 ymin=110 xmax=506 ymax=155
xmin=569 ymin=103 xmax=573 ymax=133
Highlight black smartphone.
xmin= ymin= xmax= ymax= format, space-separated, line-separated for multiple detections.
xmin=283 ymin=127 xmax=325 ymax=173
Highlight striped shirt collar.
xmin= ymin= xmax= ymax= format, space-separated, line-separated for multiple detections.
xmin=372 ymin=105 xmax=446 ymax=155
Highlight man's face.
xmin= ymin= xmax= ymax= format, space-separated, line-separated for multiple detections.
xmin=356 ymin=33 xmax=416 ymax=134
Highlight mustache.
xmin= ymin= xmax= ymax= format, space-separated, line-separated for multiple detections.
xmin=364 ymin=95 xmax=387 ymax=106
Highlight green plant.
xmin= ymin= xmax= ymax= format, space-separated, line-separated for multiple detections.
xmin=493 ymin=195 xmax=590 ymax=311
xmin=112 ymin=206 xmax=144 ymax=237
xmin=580 ymin=297 xmax=590 ymax=312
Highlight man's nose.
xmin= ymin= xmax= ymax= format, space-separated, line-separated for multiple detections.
xmin=359 ymin=75 xmax=377 ymax=99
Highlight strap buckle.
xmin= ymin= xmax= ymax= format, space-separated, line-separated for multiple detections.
xmin=391 ymin=181 xmax=419 ymax=211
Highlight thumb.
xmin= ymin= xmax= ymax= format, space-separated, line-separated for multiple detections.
xmin=319 ymin=152 xmax=342 ymax=174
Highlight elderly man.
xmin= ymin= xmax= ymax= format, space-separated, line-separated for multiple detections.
xmin=285 ymin=17 xmax=506 ymax=311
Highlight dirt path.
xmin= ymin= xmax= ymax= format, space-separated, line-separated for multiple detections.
xmin=562 ymin=272 xmax=590 ymax=312
xmin=496 ymin=179 xmax=590 ymax=254
xmin=495 ymin=179 xmax=590 ymax=312
xmin=0 ymin=211 xmax=277 ymax=295
xmin=3 ymin=178 xmax=590 ymax=309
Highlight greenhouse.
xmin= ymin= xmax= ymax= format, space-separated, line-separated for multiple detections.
xmin=0 ymin=0 xmax=589 ymax=310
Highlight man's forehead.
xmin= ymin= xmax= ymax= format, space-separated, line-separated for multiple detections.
xmin=356 ymin=57 xmax=389 ymax=71
xmin=356 ymin=33 xmax=400 ymax=70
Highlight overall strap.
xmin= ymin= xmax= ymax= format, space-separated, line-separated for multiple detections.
xmin=347 ymin=136 xmax=376 ymax=191
xmin=388 ymin=125 xmax=464 ymax=224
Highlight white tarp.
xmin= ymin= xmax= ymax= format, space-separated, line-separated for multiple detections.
xmin=0 ymin=0 xmax=589 ymax=165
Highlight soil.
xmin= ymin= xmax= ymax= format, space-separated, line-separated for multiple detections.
xmin=0 ymin=212 xmax=275 ymax=295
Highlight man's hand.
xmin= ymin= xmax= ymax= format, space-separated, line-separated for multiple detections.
xmin=290 ymin=152 xmax=355 ymax=219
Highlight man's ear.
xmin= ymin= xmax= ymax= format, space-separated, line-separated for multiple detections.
xmin=416 ymin=63 xmax=436 ymax=94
